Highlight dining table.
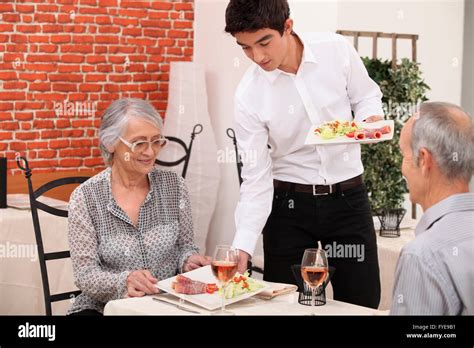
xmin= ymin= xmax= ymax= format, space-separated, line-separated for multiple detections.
xmin=374 ymin=220 xmax=417 ymax=310
xmin=104 ymin=286 xmax=388 ymax=316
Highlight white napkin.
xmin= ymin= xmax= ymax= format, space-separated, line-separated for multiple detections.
xmin=256 ymin=281 xmax=298 ymax=300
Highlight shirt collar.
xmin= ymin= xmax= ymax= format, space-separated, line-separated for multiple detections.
xmin=259 ymin=33 xmax=317 ymax=84
xmin=415 ymin=192 xmax=474 ymax=236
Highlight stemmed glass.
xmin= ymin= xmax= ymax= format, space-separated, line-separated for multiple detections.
xmin=300 ymin=248 xmax=328 ymax=315
xmin=211 ymin=245 xmax=239 ymax=315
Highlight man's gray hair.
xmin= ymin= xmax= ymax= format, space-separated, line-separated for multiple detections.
xmin=99 ymin=98 xmax=163 ymax=164
xmin=411 ymin=102 xmax=474 ymax=182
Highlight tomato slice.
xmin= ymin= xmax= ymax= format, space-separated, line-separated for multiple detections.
xmin=233 ymin=276 xmax=240 ymax=283
xmin=206 ymin=283 xmax=218 ymax=293
xmin=242 ymin=282 xmax=249 ymax=289
xmin=346 ymin=131 xmax=355 ymax=138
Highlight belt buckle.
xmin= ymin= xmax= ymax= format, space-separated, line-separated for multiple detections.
xmin=312 ymin=185 xmax=332 ymax=196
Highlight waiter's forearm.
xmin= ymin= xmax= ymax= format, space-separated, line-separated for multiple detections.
xmin=233 ymin=184 xmax=273 ymax=256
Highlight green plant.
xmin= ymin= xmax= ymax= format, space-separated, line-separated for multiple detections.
xmin=361 ymin=57 xmax=430 ymax=212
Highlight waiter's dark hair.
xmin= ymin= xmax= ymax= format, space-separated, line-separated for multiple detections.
xmin=224 ymin=0 xmax=290 ymax=36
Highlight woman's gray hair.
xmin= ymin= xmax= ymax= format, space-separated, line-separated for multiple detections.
xmin=411 ymin=102 xmax=474 ymax=182
xmin=99 ymin=98 xmax=163 ymax=164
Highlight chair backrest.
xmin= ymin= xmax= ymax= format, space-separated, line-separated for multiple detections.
xmin=16 ymin=156 xmax=89 ymax=316
xmin=155 ymin=123 xmax=203 ymax=178
xmin=226 ymin=128 xmax=243 ymax=186
xmin=226 ymin=128 xmax=272 ymax=187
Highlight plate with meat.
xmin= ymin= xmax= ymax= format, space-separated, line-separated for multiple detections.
xmin=305 ymin=119 xmax=394 ymax=145
xmin=155 ymin=265 xmax=270 ymax=311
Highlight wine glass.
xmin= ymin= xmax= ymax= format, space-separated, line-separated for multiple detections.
xmin=300 ymin=248 xmax=328 ymax=315
xmin=211 ymin=245 xmax=239 ymax=315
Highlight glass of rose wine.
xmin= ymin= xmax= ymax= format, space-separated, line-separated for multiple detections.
xmin=300 ymin=248 xmax=328 ymax=315
xmin=211 ymin=245 xmax=239 ymax=315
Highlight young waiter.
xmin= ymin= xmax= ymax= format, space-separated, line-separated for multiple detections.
xmin=225 ymin=0 xmax=382 ymax=308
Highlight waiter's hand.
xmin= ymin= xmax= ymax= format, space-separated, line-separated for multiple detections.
xmin=363 ymin=115 xmax=384 ymax=123
xmin=237 ymin=249 xmax=250 ymax=274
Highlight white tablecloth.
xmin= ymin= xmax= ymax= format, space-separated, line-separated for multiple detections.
xmin=0 ymin=204 xmax=76 ymax=315
xmin=376 ymin=221 xmax=416 ymax=310
xmin=104 ymin=291 xmax=387 ymax=316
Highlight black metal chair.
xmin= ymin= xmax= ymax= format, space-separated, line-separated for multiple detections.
xmin=226 ymin=128 xmax=243 ymax=186
xmin=226 ymin=128 xmax=264 ymax=276
xmin=16 ymin=156 xmax=89 ymax=316
xmin=155 ymin=123 xmax=203 ymax=179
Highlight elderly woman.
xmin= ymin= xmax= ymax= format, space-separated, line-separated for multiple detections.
xmin=67 ymin=98 xmax=209 ymax=315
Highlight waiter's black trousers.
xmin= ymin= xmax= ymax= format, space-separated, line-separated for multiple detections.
xmin=262 ymin=183 xmax=381 ymax=309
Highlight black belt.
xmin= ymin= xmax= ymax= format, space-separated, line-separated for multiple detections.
xmin=273 ymin=175 xmax=363 ymax=196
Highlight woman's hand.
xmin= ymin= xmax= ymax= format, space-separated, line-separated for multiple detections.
xmin=126 ymin=270 xmax=159 ymax=297
xmin=183 ymin=254 xmax=211 ymax=272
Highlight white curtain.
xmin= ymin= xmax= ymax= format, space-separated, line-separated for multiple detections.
xmin=157 ymin=62 xmax=220 ymax=254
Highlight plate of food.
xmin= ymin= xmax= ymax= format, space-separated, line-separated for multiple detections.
xmin=155 ymin=265 xmax=270 ymax=311
xmin=305 ymin=119 xmax=394 ymax=145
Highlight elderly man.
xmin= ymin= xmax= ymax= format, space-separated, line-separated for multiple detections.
xmin=391 ymin=102 xmax=474 ymax=315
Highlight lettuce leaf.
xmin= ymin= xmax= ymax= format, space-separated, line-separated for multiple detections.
xmin=220 ymin=271 xmax=265 ymax=299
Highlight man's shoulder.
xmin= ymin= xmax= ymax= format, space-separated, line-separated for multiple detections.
xmin=402 ymin=210 xmax=474 ymax=257
xmin=235 ymin=63 xmax=261 ymax=101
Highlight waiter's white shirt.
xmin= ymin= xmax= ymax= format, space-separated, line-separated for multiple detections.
xmin=232 ymin=32 xmax=384 ymax=256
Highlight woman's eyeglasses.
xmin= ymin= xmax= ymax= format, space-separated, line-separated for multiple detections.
xmin=119 ymin=136 xmax=168 ymax=153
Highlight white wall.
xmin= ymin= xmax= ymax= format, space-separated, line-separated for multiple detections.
xmin=194 ymin=0 xmax=248 ymax=254
xmin=337 ymin=0 xmax=465 ymax=104
xmin=194 ymin=0 xmax=467 ymax=254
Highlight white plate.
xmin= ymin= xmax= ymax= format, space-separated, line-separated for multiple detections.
xmin=305 ymin=120 xmax=395 ymax=145
xmin=156 ymin=265 xmax=270 ymax=311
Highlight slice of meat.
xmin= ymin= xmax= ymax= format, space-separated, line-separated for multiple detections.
xmin=176 ymin=274 xmax=200 ymax=285
xmin=172 ymin=281 xmax=207 ymax=294
xmin=367 ymin=130 xmax=382 ymax=139
xmin=354 ymin=131 xmax=366 ymax=140
xmin=377 ymin=125 xmax=392 ymax=134
xmin=172 ymin=274 xmax=207 ymax=294
xmin=355 ymin=129 xmax=383 ymax=140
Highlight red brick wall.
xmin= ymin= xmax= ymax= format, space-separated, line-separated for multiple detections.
xmin=0 ymin=0 xmax=194 ymax=175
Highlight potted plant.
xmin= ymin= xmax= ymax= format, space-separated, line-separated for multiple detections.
xmin=361 ymin=57 xmax=430 ymax=236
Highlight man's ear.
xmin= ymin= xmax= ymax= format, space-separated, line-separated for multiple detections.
xmin=284 ymin=18 xmax=293 ymax=35
xmin=418 ymin=148 xmax=434 ymax=177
